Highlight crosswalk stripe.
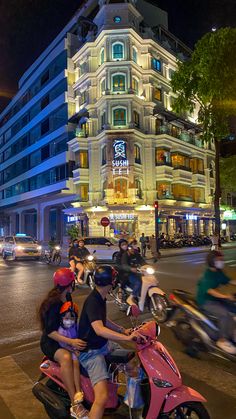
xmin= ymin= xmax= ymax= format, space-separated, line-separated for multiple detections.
xmin=0 ymin=356 xmax=45 ymax=418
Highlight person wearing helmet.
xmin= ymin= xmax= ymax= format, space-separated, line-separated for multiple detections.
xmin=196 ymin=251 xmax=236 ymax=355
xmin=68 ymin=239 xmax=90 ymax=285
xmin=39 ymin=268 xmax=87 ymax=419
xmin=78 ymin=265 xmax=140 ymax=419
xmin=120 ymin=242 xmax=146 ymax=306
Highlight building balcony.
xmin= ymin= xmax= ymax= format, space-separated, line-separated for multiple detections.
xmin=155 ymin=164 xmax=173 ymax=181
xmin=172 ymin=168 xmax=192 ymax=184
xmin=192 ymin=173 xmax=206 ymax=187
xmin=72 ymin=167 xmax=89 ymax=184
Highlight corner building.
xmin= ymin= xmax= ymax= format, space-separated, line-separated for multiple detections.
xmin=0 ymin=0 xmax=215 ymax=241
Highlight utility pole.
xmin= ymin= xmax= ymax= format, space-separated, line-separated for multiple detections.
xmin=154 ymin=201 xmax=159 ymax=254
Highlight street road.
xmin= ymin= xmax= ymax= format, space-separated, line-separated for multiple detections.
xmin=0 ymin=249 xmax=236 ymax=419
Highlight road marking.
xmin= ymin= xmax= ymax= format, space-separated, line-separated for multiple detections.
xmin=0 ymin=356 xmax=45 ymax=418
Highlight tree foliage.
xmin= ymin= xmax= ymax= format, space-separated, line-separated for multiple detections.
xmin=220 ymin=155 xmax=236 ymax=192
xmin=67 ymin=224 xmax=80 ymax=241
xmin=171 ymin=28 xmax=236 ymax=142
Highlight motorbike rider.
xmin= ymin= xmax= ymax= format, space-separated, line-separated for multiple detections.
xmin=78 ymin=265 xmax=140 ymax=419
xmin=69 ymin=239 xmax=90 ymax=284
xmin=120 ymin=242 xmax=146 ymax=306
xmin=39 ymin=268 xmax=87 ymax=419
xmin=196 ymin=250 xmax=236 ymax=355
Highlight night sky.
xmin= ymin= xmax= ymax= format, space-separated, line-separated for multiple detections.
xmin=0 ymin=0 xmax=236 ymax=111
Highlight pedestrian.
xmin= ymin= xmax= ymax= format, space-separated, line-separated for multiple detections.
xmin=139 ymin=233 xmax=147 ymax=257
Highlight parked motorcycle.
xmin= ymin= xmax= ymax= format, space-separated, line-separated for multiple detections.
xmin=32 ymin=316 xmax=210 ymax=419
xmin=43 ymin=246 xmax=61 ymax=266
xmin=168 ymin=289 xmax=236 ymax=361
xmin=110 ymin=265 xmax=170 ymax=323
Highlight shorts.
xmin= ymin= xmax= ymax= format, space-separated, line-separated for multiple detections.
xmin=40 ymin=336 xmax=61 ymax=361
xmin=79 ymin=343 xmax=110 ymax=386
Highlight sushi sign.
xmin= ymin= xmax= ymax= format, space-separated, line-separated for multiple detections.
xmin=112 ymin=140 xmax=129 ymax=175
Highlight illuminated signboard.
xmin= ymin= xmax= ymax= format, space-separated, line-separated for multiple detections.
xmin=110 ymin=213 xmax=135 ymax=221
xmin=223 ymin=210 xmax=236 ymax=220
xmin=185 ymin=214 xmax=198 ymax=221
xmin=112 ymin=140 xmax=129 ymax=175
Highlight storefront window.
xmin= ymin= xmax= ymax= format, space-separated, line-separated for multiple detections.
xmin=156 ymin=182 xmax=172 ymax=199
xmin=172 ymin=184 xmax=192 ymax=201
xmin=114 ymin=178 xmax=128 ymax=198
xmin=155 ymin=149 xmax=171 ymax=165
xmin=171 ymin=153 xmax=190 ymax=170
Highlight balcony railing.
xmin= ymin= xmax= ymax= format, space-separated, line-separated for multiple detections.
xmin=156 ymin=126 xmax=202 ymax=148
xmin=173 ymin=165 xmax=192 ymax=172
xmin=156 ymin=161 xmax=172 ymax=167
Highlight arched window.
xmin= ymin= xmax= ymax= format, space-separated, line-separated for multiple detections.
xmin=112 ymin=74 xmax=126 ymax=92
xmin=102 ymin=145 xmax=107 ymax=165
xmin=134 ymin=144 xmax=141 ymax=164
xmin=132 ymin=47 xmax=137 ymax=63
xmin=112 ymin=42 xmax=124 ymax=60
xmin=151 ymin=57 xmax=161 ymax=72
xmin=133 ymin=111 xmax=140 ymax=128
xmin=100 ymin=48 xmax=105 ymax=65
xmin=132 ymin=77 xmax=138 ymax=94
xmin=113 ymin=108 xmax=127 ymax=126
xmin=114 ymin=178 xmax=128 ymax=198
xmin=101 ymin=78 xmax=106 ymax=94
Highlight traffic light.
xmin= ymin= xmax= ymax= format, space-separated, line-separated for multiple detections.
xmin=154 ymin=201 xmax=159 ymax=209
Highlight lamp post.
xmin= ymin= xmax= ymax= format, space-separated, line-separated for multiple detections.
xmin=154 ymin=201 xmax=159 ymax=254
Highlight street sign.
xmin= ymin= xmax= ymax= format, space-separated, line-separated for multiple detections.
xmin=100 ymin=217 xmax=110 ymax=227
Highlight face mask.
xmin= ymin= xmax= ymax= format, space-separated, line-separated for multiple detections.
xmin=74 ymin=243 xmax=78 ymax=247
xmin=62 ymin=319 xmax=75 ymax=329
xmin=215 ymin=260 xmax=224 ymax=270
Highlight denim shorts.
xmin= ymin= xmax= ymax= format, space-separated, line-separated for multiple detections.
xmin=79 ymin=343 xmax=110 ymax=386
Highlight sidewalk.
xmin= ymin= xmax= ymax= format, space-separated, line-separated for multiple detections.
xmin=151 ymin=241 xmax=236 ymax=259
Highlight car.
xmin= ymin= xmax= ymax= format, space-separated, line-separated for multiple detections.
xmin=1 ymin=234 xmax=42 ymax=260
xmin=83 ymin=237 xmax=119 ymax=261
xmin=0 ymin=237 xmax=4 ymax=255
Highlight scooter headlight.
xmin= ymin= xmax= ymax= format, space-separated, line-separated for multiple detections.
xmin=16 ymin=245 xmax=23 ymax=250
xmin=37 ymin=246 xmax=42 ymax=250
xmin=146 ymin=267 xmax=155 ymax=275
xmin=55 ymin=246 xmax=60 ymax=250
xmin=87 ymin=255 xmax=94 ymax=261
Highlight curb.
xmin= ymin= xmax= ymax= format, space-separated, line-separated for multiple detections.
xmin=154 ymin=244 xmax=236 ymax=259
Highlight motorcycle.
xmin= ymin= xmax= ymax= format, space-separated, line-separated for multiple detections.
xmin=111 ymin=265 xmax=170 ymax=323
xmin=74 ymin=251 xmax=96 ymax=288
xmin=43 ymin=246 xmax=61 ymax=266
xmin=168 ymin=289 xmax=236 ymax=361
xmin=32 ymin=314 xmax=210 ymax=419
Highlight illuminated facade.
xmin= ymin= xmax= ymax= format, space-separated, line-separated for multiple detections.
xmin=0 ymin=0 xmax=215 ymax=240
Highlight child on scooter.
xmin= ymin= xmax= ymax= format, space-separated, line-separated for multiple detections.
xmin=57 ymin=301 xmax=88 ymax=416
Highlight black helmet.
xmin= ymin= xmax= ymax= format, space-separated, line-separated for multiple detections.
xmin=94 ymin=265 xmax=117 ymax=286
xmin=119 ymin=239 xmax=128 ymax=248
xmin=206 ymin=250 xmax=223 ymax=268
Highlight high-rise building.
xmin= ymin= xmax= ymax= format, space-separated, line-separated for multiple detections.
xmin=0 ymin=0 xmax=215 ymax=241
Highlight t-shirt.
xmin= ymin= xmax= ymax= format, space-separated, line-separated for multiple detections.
xmin=196 ymin=269 xmax=230 ymax=306
xmin=78 ymin=289 xmax=107 ymax=350
xmin=40 ymin=302 xmax=63 ymax=347
xmin=69 ymin=246 xmax=90 ymax=259
xmin=58 ymin=324 xmax=78 ymax=360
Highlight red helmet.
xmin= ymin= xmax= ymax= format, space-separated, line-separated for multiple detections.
xmin=53 ymin=268 xmax=75 ymax=288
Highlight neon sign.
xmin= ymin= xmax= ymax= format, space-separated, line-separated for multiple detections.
xmin=112 ymin=140 xmax=129 ymax=175
xmin=185 ymin=214 xmax=198 ymax=220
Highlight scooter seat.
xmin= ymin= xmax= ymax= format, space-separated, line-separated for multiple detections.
xmin=106 ymin=349 xmax=135 ymax=364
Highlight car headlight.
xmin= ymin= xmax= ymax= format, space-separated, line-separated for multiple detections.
xmin=55 ymin=246 xmax=60 ymax=250
xmin=37 ymin=246 xmax=42 ymax=250
xmin=87 ymin=255 xmax=94 ymax=261
xmin=16 ymin=246 xmax=23 ymax=250
xmin=146 ymin=267 xmax=155 ymax=275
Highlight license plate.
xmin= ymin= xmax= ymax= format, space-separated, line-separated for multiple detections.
xmin=27 ymin=252 xmax=35 ymax=256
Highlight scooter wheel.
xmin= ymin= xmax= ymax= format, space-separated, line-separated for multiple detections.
xmin=165 ymin=401 xmax=210 ymax=419
xmin=32 ymin=382 xmax=68 ymax=418
xmin=150 ymin=295 xmax=169 ymax=323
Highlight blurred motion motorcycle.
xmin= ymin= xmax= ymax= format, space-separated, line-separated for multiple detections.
xmin=74 ymin=251 xmax=96 ymax=288
xmin=43 ymin=245 xmax=61 ymax=266
xmin=111 ymin=264 xmax=170 ymax=323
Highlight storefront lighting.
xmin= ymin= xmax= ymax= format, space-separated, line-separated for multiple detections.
xmin=135 ymin=205 xmax=153 ymax=211
xmin=87 ymin=206 xmax=108 ymax=212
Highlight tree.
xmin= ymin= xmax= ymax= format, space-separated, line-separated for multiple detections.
xmin=67 ymin=224 xmax=80 ymax=241
xmin=220 ymin=155 xmax=236 ymax=204
xmin=171 ymin=28 xmax=236 ymax=245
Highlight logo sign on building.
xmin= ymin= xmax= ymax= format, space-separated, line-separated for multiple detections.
xmin=112 ymin=139 xmax=129 ymax=175
xmin=110 ymin=214 xmax=135 ymax=221
xmin=185 ymin=214 xmax=198 ymax=221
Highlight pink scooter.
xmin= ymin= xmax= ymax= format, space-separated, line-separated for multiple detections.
xmin=33 ymin=319 xmax=210 ymax=418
